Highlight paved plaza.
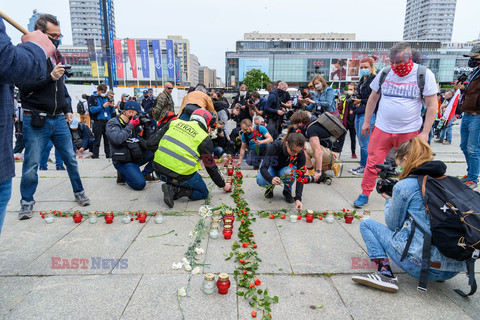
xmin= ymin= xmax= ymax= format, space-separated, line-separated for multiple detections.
xmin=1 ymin=123 xmax=479 ymax=320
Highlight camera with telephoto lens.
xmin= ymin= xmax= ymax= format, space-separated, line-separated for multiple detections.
xmin=347 ymin=92 xmax=359 ymax=105
xmin=63 ymin=64 xmax=74 ymax=78
xmin=247 ymin=98 xmax=255 ymax=105
xmin=457 ymin=73 xmax=468 ymax=84
xmin=375 ymin=163 xmax=398 ymax=197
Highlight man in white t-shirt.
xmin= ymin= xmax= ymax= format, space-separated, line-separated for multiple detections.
xmin=353 ymin=42 xmax=438 ymax=208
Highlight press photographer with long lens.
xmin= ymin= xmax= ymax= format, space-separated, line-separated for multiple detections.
xmin=16 ymin=14 xmax=90 ymax=220
xmin=352 ymin=137 xmax=466 ymax=293
xmin=458 ymin=45 xmax=480 ymax=190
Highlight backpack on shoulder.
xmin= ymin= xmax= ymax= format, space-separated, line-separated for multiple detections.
xmin=87 ymin=95 xmax=98 ymax=121
xmin=77 ymin=100 xmax=85 ymax=115
xmin=307 ymin=112 xmax=347 ymax=142
xmin=378 ymin=65 xmax=427 ymax=100
xmin=401 ymin=175 xmax=480 ymax=296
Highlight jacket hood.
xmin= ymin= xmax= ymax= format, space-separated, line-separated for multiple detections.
xmin=409 ymin=160 xmax=446 ymax=178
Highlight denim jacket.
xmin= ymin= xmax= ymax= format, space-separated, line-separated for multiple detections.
xmin=385 ymin=177 xmax=466 ymax=272
xmin=313 ymin=87 xmax=336 ymax=114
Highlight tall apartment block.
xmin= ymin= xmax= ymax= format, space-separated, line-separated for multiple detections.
xmin=168 ymin=35 xmax=191 ymax=84
xmin=403 ymin=0 xmax=457 ymax=42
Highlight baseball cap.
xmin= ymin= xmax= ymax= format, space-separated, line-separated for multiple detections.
xmin=121 ymin=93 xmax=129 ymax=98
xmin=143 ymin=90 xmax=148 ymax=94
xmin=463 ymin=45 xmax=480 ymax=57
xmin=124 ymin=100 xmax=142 ymax=113
xmin=70 ymin=119 xmax=79 ymax=129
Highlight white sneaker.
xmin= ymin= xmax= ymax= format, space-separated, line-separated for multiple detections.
xmin=352 ymin=167 xmax=365 ymax=175
xmin=349 ymin=166 xmax=362 ymax=174
xmin=352 ymin=272 xmax=398 ymax=293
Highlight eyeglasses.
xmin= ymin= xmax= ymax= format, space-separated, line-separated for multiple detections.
xmin=46 ymin=32 xmax=63 ymax=40
xmin=166 ymin=87 xmax=173 ymax=90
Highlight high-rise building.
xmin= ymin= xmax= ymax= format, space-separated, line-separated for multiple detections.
xmin=403 ymin=0 xmax=457 ymax=42
xmin=69 ymin=0 xmax=116 ymax=46
xmin=168 ymin=35 xmax=191 ymax=83
xmin=244 ymin=33 xmax=355 ymax=41
xmin=189 ymin=54 xmax=199 ymax=87
xmin=198 ymin=66 xmax=216 ymax=88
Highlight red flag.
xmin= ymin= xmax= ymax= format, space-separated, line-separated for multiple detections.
xmin=127 ymin=39 xmax=137 ymax=78
xmin=442 ymin=89 xmax=461 ymax=122
xmin=112 ymin=39 xmax=124 ymax=79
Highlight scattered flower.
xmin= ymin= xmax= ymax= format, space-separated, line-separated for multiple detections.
xmin=172 ymin=262 xmax=182 ymax=270
xmin=178 ymin=287 xmax=187 ymax=297
xmin=194 ymin=247 xmax=204 ymax=255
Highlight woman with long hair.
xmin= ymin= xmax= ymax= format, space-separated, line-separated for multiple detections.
xmin=311 ymin=75 xmax=336 ymax=115
xmin=352 ymin=137 xmax=465 ymax=292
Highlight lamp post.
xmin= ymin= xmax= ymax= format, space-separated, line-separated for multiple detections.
xmin=261 ymin=75 xmax=263 ymax=90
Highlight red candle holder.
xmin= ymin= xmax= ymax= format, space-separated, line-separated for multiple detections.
xmin=227 ymin=165 xmax=234 ymax=177
xmin=223 ymin=225 xmax=233 ymax=239
xmin=73 ymin=212 xmax=83 ymax=223
xmin=105 ymin=212 xmax=114 ymax=224
xmin=305 ymin=214 xmax=314 ymax=223
xmin=138 ymin=213 xmax=147 ymax=223
xmin=345 ymin=214 xmax=354 ymax=224
xmin=217 ymin=273 xmax=231 ymax=294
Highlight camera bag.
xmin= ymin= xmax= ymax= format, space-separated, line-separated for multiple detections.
xmin=310 ymin=112 xmax=346 ymax=141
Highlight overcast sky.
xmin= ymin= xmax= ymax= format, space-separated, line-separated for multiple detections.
xmin=3 ymin=0 xmax=479 ymax=81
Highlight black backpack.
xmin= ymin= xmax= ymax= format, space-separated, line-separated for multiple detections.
xmin=401 ymin=175 xmax=480 ymax=296
xmin=77 ymin=100 xmax=85 ymax=115
xmin=377 ymin=65 xmax=427 ymax=100
xmin=87 ymin=95 xmax=98 ymax=121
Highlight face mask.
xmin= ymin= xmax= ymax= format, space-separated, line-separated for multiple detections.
xmin=301 ymin=91 xmax=308 ymax=98
xmin=100 ymin=93 xmax=107 ymax=97
xmin=309 ymin=90 xmax=315 ymax=95
xmin=468 ymin=58 xmax=480 ymax=68
xmin=397 ymin=166 xmax=403 ymax=173
xmin=391 ymin=58 xmax=414 ymax=77
xmin=359 ymin=68 xmax=370 ymax=77
xmin=240 ymin=91 xmax=246 ymax=97
xmin=347 ymin=90 xmax=354 ymax=95
xmin=49 ymin=37 xmax=60 ymax=49
xmin=254 ymin=99 xmax=259 ymax=105
xmin=315 ymin=83 xmax=323 ymax=91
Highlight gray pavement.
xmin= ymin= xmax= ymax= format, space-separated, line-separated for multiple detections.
xmin=1 ymin=122 xmax=479 ymax=319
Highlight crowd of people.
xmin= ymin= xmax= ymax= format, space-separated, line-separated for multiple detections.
xmin=2 ymin=12 xmax=480 ymax=296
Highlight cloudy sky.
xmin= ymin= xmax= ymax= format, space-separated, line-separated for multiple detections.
xmin=3 ymin=0 xmax=479 ymax=81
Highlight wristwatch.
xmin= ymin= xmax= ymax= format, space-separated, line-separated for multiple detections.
xmin=316 ymin=170 xmax=321 ymax=173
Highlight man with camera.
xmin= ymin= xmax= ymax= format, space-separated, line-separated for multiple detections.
xmin=89 ymin=84 xmax=115 ymax=159
xmin=264 ymin=81 xmax=289 ymax=133
xmin=106 ymin=101 xmax=154 ymax=190
xmin=232 ymin=84 xmax=254 ymax=124
xmin=458 ymin=45 xmax=480 ymax=189
xmin=16 ymin=14 xmax=90 ymax=220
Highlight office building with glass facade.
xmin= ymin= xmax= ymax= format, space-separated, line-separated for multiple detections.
xmin=225 ymin=40 xmax=474 ymax=88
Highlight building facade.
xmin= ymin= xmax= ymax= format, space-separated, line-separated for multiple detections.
xmin=225 ymin=40 xmax=473 ymax=88
xmin=244 ymin=33 xmax=356 ymax=41
xmin=403 ymin=0 xmax=457 ymax=42
xmin=189 ymin=54 xmax=199 ymax=87
xmin=198 ymin=66 xmax=217 ymax=88
xmin=69 ymin=0 xmax=116 ymax=47
xmin=168 ymin=35 xmax=191 ymax=84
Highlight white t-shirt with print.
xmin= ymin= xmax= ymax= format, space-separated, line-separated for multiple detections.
xmin=370 ymin=64 xmax=438 ymax=134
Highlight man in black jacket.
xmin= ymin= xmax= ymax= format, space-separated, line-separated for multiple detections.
xmin=107 ymin=101 xmax=154 ymax=190
xmin=16 ymin=14 xmax=90 ymax=220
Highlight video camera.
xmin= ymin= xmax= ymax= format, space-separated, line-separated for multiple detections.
xmin=375 ymin=163 xmax=398 ymax=197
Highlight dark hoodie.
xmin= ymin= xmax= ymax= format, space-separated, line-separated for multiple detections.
xmin=408 ymin=160 xmax=446 ymax=178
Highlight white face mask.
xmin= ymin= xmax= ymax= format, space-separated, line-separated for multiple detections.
xmin=315 ymin=83 xmax=323 ymax=90
xmin=240 ymin=91 xmax=247 ymax=97
xmin=254 ymin=99 xmax=259 ymax=105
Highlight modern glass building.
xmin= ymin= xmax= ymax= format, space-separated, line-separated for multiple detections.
xmin=225 ymin=40 xmax=474 ymax=88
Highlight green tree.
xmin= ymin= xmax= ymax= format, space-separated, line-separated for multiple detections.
xmin=242 ymin=69 xmax=271 ymax=92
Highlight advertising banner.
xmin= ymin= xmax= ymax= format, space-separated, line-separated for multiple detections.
xmin=139 ymin=40 xmax=150 ymax=78
xmin=86 ymin=39 xmax=98 ymax=78
xmin=166 ymin=40 xmax=175 ymax=79
xmin=152 ymin=40 xmax=163 ymax=78
xmin=112 ymin=39 xmax=124 ymax=79
xmin=239 ymin=58 xmax=270 ymax=81
xmin=330 ymin=59 xmax=347 ymax=81
xmin=126 ymin=39 xmax=137 ymax=78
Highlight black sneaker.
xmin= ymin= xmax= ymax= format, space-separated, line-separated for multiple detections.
xmin=19 ymin=204 xmax=33 ymax=220
xmin=282 ymin=189 xmax=295 ymax=203
xmin=264 ymin=186 xmax=274 ymax=198
xmin=162 ymin=183 xmax=175 ymax=208
xmin=117 ymin=172 xmax=126 ymax=185
xmin=75 ymin=192 xmax=91 ymax=206
xmin=351 ymin=272 xmax=398 ymax=293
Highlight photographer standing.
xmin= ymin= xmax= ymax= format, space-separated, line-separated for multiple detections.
xmin=232 ymin=84 xmax=254 ymax=123
xmin=17 ymin=14 xmax=90 ymax=220
xmin=89 ymin=84 xmax=115 ymax=158
xmin=106 ymin=101 xmax=154 ymax=190
xmin=459 ymin=45 xmax=480 ymax=189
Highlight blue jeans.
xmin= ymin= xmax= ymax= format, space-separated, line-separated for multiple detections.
xmin=355 ymin=113 xmax=376 ymax=168
xmin=256 ymin=165 xmax=296 ymax=191
xmin=21 ymin=114 xmax=85 ymax=205
xmin=439 ymin=118 xmax=454 ymax=143
xmin=40 ymin=139 xmax=63 ymax=168
xmin=246 ymin=147 xmax=266 ymax=167
xmin=360 ymin=219 xmax=458 ymax=281
xmin=460 ymin=114 xmax=480 ymax=182
xmin=113 ymin=151 xmax=154 ymax=191
xmin=157 ymin=172 xmax=208 ymax=200
xmin=0 ymin=179 xmax=12 ymax=237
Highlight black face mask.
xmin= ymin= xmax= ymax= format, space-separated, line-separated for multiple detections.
xmin=49 ymin=37 xmax=60 ymax=49
xmin=468 ymin=58 xmax=480 ymax=68
xmin=301 ymin=91 xmax=308 ymax=98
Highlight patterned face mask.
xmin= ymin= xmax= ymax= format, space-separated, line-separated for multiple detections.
xmin=391 ymin=58 xmax=413 ymax=77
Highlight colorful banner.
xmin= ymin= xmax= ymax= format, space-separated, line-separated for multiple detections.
xmin=86 ymin=39 xmax=98 ymax=78
xmin=100 ymin=39 xmax=108 ymax=77
xmin=126 ymin=39 xmax=137 ymax=78
xmin=112 ymin=39 xmax=124 ymax=79
xmin=139 ymin=40 xmax=150 ymax=78
xmin=442 ymin=89 xmax=461 ymax=122
xmin=175 ymin=60 xmax=180 ymax=81
xmin=166 ymin=39 xmax=175 ymax=79
xmin=151 ymin=40 xmax=162 ymax=78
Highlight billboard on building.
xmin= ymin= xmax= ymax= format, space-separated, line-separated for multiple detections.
xmin=307 ymin=58 xmax=330 ymax=82
xmin=239 ymin=58 xmax=270 ymax=81
xmin=346 ymin=59 xmax=360 ymax=81
xmin=330 ymin=59 xmax=347 ymax=81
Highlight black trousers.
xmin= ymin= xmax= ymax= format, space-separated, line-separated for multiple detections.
xmin=337 ymin=125 xmax=356 ymax=155
xmin=92 ymin=120 xmax=110 ymax=158
xmin=13 ymin=121 xmax=24 ymax=154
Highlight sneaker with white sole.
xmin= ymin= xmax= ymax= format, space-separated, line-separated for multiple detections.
xmin=352 ymin=272 xmax=399 ymax=293
xmin=332 ymin=163 xmax=343 ymax=178
xmin=75 ymin=192 xmax=91 ymax=206
xmin=352 ymin=166 xmax=365 ymax=175
xmin=349 ymin=166 xmax=363 ymax=174
xmin=19 ymin=204 xmax=34 ymax=220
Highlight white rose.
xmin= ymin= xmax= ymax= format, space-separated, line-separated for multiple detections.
xmin=178 ymin=287 xmax=187 ymax=297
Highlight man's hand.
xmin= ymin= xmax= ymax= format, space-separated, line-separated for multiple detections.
xmin=254 ymin=139 xmax=262 ymax=145
xmin=361 ymin=122 xmax=371 ymax=138
xmin=223 ymin=183 xmax=232 ymax=192
xmin=418 ymin=131 xmax=429 ymax=142
xmin=66 ymin=113 xmax=74 ymax=122
xmin=295 ymin=200 xmax=302 ymax=210
xmin=51 ymin=64 xmax=65 ymax=81
xmin=304 ymin=98 xmax=314 ymax=104
xmin=313 ymin=171 xmax=322 ymax=182
xmin=380 ymin=193 xmax=392 ymax=200
xmin=78 ymin=147 xmax=85 ymax=153
xmin=352 ymin=98 xmax=361 ymax=105
xmin=22 ymin=30 xmax=55 ymax=58
xmin=272 ymin=177 xmax=282 ymax=185
xmin=129 ymin=117 xmax=140 ymax=126
xmin=277 ymin=110 xmax=284 ymax=116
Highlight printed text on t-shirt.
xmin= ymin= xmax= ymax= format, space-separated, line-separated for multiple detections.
xmin=382 ymin=80 xmax=420 ymax=100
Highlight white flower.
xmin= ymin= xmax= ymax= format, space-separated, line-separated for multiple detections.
xmin=189 ymin=231 xmax=194 ymax=238
xmin=192 ymin=267 xmax=201 ymax=274
xmin=198 ymin=205 xmax=212 ymax=218
xmin=181 ymin=257 xmax=189 ymax=266
xmin=194 ymin=247 xmax=204 ymax=255
xmin=184 ymin=264 xmax=192 ymax=271
xmin=171 ymin=262 xmax=182 ymax=270
xmin=178 ymin=287 xmax=187 ymax=297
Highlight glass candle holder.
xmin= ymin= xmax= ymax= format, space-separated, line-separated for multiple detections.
xmin=72 ymin=211 xmax=83 ymax=223
xmin=89 ymin=211 xmax=98 ymax=224
xmin=289 ymin=214 xmax=298 ymax=223
xmin=362 ymin=210 xmax=371 ymax=221
xmin=305 ymin=210 xmax=314 ymax=223
xmin=217 ymin=273 xmax=231 ymax=294
xmin=44 ymin=211 xmax=55 ymax=224
xmin=344 ymin=213 xmax=354 ymax=224
xmin=325 ymin=211 xmax=335 ymax=224
xmin=122 ymin=211 xmax=131 ymax=224
xmin=203 ymin=273 xmax=216 ymax=295
xmin=154 ymin=212 xmax=164 ymax=224
xmin=211 ymin=218 xmax=220 ymax=228
xmin=105 ymin=212 xmax=114 ymax=224
xmin=138 ymin=211 xmax=147 ymax=223
xmin=209 ymin=225 xmax=219 ymax=239
xmin=223 ymin=225 xmax=233 ymax=239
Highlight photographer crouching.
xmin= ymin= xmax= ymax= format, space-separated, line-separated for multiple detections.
xmin=106 ymin=101 xmax=154 ymax=190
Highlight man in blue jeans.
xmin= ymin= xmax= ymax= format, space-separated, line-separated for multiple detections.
xmin=17 ymin=14 xmax=90 ymax=220
xmin=459 ymin=45 xmax=480 ymax=189
xmin=0 ymin=15 xmax=55 ymax=234
xmin=106 ymin=101 xmax=154 ymax=190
